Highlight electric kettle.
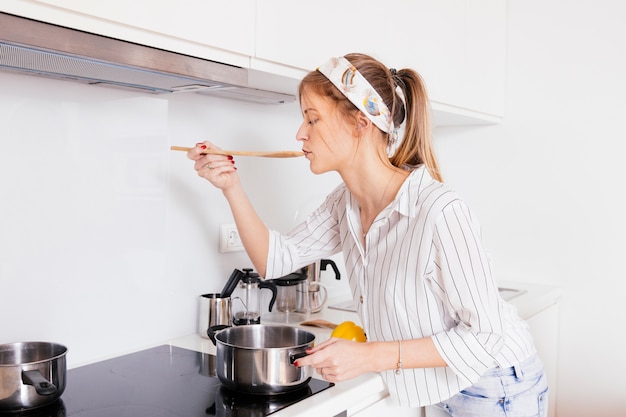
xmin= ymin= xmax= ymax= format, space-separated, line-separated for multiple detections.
xmin=304 ymin=259 xmax=340 ymax=313
xmin=271 ymin=270 xmax=309 ymax=313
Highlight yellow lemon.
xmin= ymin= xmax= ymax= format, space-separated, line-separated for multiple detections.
xmin=331 ymin=321 xmax=367 ymax=342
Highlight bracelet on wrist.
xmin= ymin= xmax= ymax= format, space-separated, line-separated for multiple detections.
xmin=395 ymin=340 xmax=403 ymax=375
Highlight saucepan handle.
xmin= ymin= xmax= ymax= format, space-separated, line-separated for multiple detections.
xmin=22 ymin=370 xmax=57 ymax=396
xmin=289 ymin=351 xmax=309 ymax=366
xmin=207 ymin=324 xmax=230 ymax=345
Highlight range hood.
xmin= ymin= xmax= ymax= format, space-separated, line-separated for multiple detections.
xmin=0 ymin=12 xmax=295 ymax=104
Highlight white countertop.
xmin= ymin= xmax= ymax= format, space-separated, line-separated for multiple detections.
xmin=496 ymin=280 xmax=562 ymax=319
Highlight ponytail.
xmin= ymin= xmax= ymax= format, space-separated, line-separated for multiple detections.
xmin=390 ymin=69 xmax=442 ymax=182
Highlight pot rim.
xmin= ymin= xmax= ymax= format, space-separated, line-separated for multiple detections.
xmin=216 ymin=340 xmax=311 ymax=350
xmin=214 ymin=325 xmax=315 ymax=350
xmin=0 ymin=341 xmax=68 ymax=367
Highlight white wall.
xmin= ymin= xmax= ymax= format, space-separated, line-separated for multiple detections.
xmin=433 ymin=1 xmax=626 ymax=415
xmin=0 ymin=72 xmax=343 ymax=367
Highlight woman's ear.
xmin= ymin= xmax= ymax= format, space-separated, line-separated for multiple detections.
xmin=354 ymin=113 xmax=371 ymax=133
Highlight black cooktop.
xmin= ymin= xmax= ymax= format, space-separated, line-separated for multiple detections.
xmin=2 ymin=345 xmax=333 ymax=417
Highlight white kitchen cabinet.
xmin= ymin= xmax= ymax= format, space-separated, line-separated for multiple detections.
xmin=352 ymin=397 xmax=426 ymax=417
xmin=255 ymin=0 xmax=375 ymax=72
xmin=405 ymin=0 xmax=506 ymax=120
xmin=526 ymin=303 xmax=560 ymax=417
xmin=254 ymin=0 xmax=466 ymax=97
xmin=1 ymin=0 xmax=254 ymax=67
xmin=255 ymin=0 xmax=507 ymax=122
xmin=460 ymin=0 xmax=507 ymax=117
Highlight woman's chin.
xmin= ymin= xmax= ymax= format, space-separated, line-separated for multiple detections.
xmin=307 ymin=157 xmax=334 ymax=175
xmin=309 ymin=162 xmax=327 ymax=175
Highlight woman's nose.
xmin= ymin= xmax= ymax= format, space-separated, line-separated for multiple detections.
xmin=296 ymin=123 xmax=308 ymax=142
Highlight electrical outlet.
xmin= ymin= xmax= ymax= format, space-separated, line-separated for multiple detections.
xmin=220 ymin=224 xmax=244 ymax=253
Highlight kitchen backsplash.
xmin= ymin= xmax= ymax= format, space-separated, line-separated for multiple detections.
xmin=0 ymin=71 xmax=346 ymax=366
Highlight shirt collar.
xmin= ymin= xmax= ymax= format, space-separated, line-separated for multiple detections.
xmin=391 ymin=165 xmax=433 ymax=218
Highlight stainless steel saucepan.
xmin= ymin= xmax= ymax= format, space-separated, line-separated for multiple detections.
xmin=207 ymin=325 xmax=314 ymax=394
xmin=0 ymin=341 xmax=67 ymax=411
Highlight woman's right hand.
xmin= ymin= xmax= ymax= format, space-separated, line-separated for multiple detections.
xmin=187 ymin=141 xmax=238 ymax=190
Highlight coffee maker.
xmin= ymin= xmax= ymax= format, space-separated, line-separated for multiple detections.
xmin=231 ymin=268 xmax=277 ymax=325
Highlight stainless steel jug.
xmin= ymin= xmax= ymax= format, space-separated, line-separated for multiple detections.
xmin=199 ymin=293 xmax=232 ymax=339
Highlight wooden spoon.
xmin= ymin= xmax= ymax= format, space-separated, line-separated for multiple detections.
xmin=299 ymin=319 xmax=337 ymax=329
xmin=170 ymin=146 xmax=304 ymax=158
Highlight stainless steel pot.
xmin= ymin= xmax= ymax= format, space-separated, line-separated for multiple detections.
xmin=0 ymin=341 xmax=67 ymax=411
xmin=208 ymin=325 xmax=314 ymax=394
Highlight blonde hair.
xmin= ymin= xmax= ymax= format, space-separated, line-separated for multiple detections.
xmin=299 ymin=53 xmax=442 ymax=182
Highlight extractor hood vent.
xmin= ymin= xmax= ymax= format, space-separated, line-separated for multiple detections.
xmin=0 ymin=12 xmax=295 ymax=103
xmin=0 ymin=42 xmax=223 ymax=94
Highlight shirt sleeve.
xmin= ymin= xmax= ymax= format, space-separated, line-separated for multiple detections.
xmin=427 ymin=200 xmax=504 ymax=385
xmin=264 ymin=186 xmax=345 ymax=279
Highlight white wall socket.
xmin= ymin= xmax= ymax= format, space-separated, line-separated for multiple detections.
xmin=219 ymin=224 xmax=244 ymax=253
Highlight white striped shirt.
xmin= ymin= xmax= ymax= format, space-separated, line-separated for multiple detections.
xmin=265 ymin=166 xmax=536 ymax=407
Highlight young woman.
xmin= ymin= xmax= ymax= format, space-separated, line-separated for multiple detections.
xmin=187 ymin=53 xmax=548 ymax=417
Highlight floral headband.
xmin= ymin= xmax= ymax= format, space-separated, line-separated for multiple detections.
xmin=317 ymin=56 xmax=395 ymax=135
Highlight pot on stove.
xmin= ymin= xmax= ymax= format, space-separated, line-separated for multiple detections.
xmin=0 ymin=341 xmax=67 ymax=411
xmin=207 ymin=325 xmax=314 ymax=395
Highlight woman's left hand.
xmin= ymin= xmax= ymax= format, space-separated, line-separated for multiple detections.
xmin=188 ymin=141 xmax=239 ymax=191
xmin=294 ymin=338 xmax=378 ymax=382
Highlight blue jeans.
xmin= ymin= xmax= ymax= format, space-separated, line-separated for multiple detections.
xmin=431 ymin=354 xmax=549 ymax=417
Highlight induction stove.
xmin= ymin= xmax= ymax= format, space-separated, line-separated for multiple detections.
xmin=1 ymin=345 xmax=333 ymax=417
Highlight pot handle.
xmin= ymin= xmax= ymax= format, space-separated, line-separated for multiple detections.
xmin=22 ymin=370 xmax=58 ymax=396
xmin=289 ymin=351 xmax=309 ymax=366
xmin=207 ymin=324 xmax=230 ymax=346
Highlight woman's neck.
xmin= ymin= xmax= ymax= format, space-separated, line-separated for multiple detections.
xmin=342 ymin=163 xmax=408 ymax=235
